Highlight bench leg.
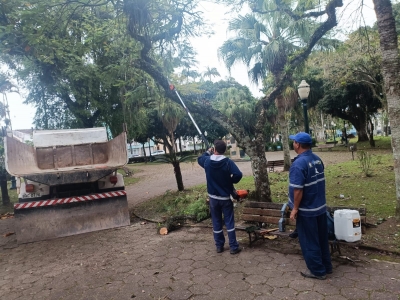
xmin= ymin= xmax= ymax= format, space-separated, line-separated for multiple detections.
xmin=248 ymin=232 xmax=259 ymax=246
xmin=248 ymin=231 xmax=264 ymax=247
xmin=330 ymin=240 xmax=341 ymax=256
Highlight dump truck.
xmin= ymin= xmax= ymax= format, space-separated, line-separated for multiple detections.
xmin=4 ymin=127 xmax=130 ymax=243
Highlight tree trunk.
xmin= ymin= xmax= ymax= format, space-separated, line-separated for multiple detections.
xmin=373 ymin=0 xmax=400 ymax=220
xmin=246 ymin=134 xmax=272 ymax=202
xmin=143 ymin=144 xmax=148 ymax=163
xmin=368 ymin=119 xmax=375 ymax=147
xmin=0 ymin=173 xmax=10 ymax=206
xmin=170 ymin=131 xmax=176 ymax=153
xmin=281 ymin=121 xmax=291 ymax=171
xmin=172 ymin=161 xmax=184 ymax=191
xmin=275 ymin=94 xmax=291 ymax=171
xmin=356 ymin=128 xmax=369 ymax=142
xmin=276 ymin=100 xmax=291 ymax=171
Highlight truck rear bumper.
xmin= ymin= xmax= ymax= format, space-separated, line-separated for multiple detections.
xmin=14 ymin=191 xmax=130 ymax=243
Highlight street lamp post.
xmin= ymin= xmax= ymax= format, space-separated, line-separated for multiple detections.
xmin=298 ymin=80 xmax=311 ymax=134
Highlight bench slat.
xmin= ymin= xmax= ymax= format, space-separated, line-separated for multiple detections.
xmin=241 ymin=215 xmax=296 ymax=226
xmin=244 ymin=201 xmax=284 ymax=210
xmin=266 ymin=158 xmax=294 ymax=172
xmin=242 ymin=207 xmax=290 ymax=217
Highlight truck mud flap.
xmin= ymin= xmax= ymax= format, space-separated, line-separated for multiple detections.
xmin=14 ymin=194 xmax=130 ymax=244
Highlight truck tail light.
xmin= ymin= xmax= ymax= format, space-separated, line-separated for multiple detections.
xmin=109 ymin=176 xmax=118 ymax=184
xmin=25 ymin=184 xmax=35 ymax=193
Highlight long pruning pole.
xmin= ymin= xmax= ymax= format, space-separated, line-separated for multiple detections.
xmin=169 ymin=83 xmax=210 ymax=149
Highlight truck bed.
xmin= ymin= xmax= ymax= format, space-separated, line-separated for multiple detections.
xmin=5 ymin=132 xmax=128 ymax=184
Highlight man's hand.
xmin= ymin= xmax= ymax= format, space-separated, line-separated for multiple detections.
xmin=290 ymin=208 xmax=298 ymax=220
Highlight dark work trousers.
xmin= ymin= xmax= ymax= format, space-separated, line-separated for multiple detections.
xmin=297 ymin=213 xmax=332 ymax=276
xmin=209 ymin=198 xmax=239 ymax=250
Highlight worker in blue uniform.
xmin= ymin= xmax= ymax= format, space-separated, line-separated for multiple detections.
xmin=288 ymin=132 xmax=332 ymax=280
xmin=198 ymin=140 xmax=243 ymax=254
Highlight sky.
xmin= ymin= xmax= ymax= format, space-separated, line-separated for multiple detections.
xmin=5 ymin=0 xmax=377 ymax=130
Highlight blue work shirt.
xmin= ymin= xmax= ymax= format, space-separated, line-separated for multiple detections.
xmin=198 ymin=152 xmax=242 ymax=200
xmin=288 ymin=150 xmax=326 ymax=217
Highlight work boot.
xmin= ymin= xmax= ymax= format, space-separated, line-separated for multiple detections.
xmin=289 ymin=229 xmax=298 ymax=238
xmin=300 ymin=269 xmax=326 ymax=280
xmin=216 ymin=247 xmax=224 ymax=253
xmin=230 ymin=247 xmax=242 ymax=255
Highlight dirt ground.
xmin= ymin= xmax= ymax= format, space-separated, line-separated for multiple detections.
xmin=126 ymin=149 xmax=400 ymax=261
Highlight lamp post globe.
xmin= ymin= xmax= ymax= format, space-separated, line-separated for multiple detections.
xmin=298 ymin=80 xmax=311 ymax=134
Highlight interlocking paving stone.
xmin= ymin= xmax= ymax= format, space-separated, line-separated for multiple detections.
xmin=0 ymin=222 xmax=399 ymax=300
xmin=340 ymin=287 xmax=370 ymax=299
xmin=369 ymin=291 xmax=400 ymax=300
xmin=295 ymin=291 xmax=325 ymax=300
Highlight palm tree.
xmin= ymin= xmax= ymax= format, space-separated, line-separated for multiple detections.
xmin=157 ymin=99 xmax=187 ymax=191
xmin=214 ymin=87 xmax=256 ymax=135
xmin=216 ymin=1 xmax=341 ymax=200
xmin=219 ymin=10 xmax=302 ymax=85
xmin=203 ymin=67 xmax=220 ymax=81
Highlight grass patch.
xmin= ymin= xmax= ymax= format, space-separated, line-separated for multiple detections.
xmin=136 ymin=149 xmax=397 ymax=223
xmin=118 ymin=168 xmax=141 ymax=186
xmin=267 ymin=153 xmax=396 ymax=219
xmin=134 ymin=185 xmax=210 ymax=222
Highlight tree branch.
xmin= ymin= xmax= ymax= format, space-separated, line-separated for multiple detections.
xmin=260 ymin=0 xmax=343 ymax=108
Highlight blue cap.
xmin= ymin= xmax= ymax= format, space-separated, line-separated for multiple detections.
xmin=289 ymin=132 xmax=312 ymax=144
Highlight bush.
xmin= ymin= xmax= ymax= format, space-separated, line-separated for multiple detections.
xmin=265 ymin=142 xmax=273 ymax=151
xmin=311 ymin=138 xmax=317 ymax=147
xmin=185 ymin=199 xmax=210 ymax=222
xmin=358 ymin=150 xmax=373 ymax=177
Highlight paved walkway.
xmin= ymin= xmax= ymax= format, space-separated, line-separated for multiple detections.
xmin=1 ymin=221 xmax=399 ymax=300
xmin=1 ymin=149 xmax=399 ymax=299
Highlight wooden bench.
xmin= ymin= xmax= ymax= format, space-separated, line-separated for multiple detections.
xmin=266 ymin=159 xmax=294 ymax=172
xmin=236 ymin=202 xmax=294 ymax=245
xmin=316 ymin=144 xmax=335 ymax=151
xmin=237 ymin=201 xmax=367 ymax=255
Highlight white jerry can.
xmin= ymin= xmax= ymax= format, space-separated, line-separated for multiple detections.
xmin=333 ymin=209 xmax=362 ymax=242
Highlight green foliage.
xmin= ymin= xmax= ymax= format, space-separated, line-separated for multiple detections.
xmin=134 ymin=186 xmax=210 ymax=222
xmin=265 ymin=141 xmax=283 ymax=151
xmin=0 ymin=0 xmax=145 ymax=131
xmin=358 ymin=150 xmax=373 ymax=177
xmin=134 ymin=149 xmax=396 ymax=225
xmin=184 ymin=199 xmax=210 ymax=222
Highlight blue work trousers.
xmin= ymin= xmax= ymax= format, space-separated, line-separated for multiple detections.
xmin=297 ymin=213 xmax=332 ymax=276
xmin=209 ymin=198 xmax=239 ymax=250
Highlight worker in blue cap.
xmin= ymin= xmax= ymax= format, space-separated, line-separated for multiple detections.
xmin=288 ymin=132 xmax=332 ymax=280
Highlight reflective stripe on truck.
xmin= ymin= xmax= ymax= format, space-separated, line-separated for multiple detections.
xmin=14 ymin=190 xmax=127 ymax=209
